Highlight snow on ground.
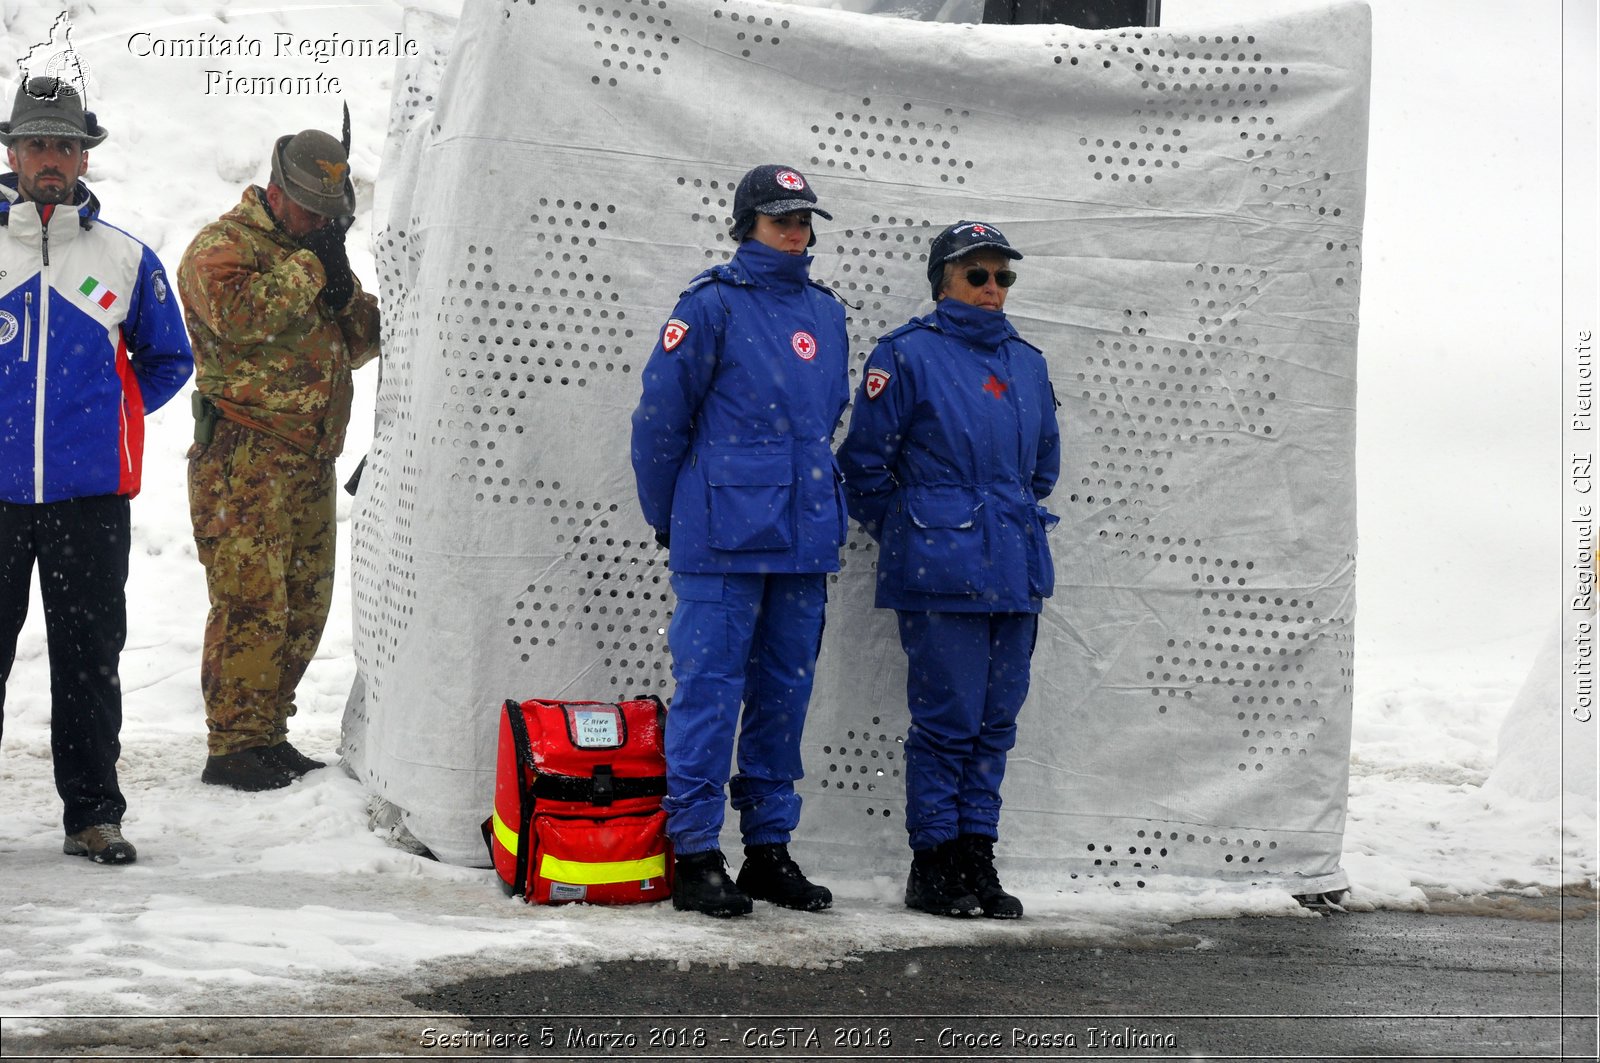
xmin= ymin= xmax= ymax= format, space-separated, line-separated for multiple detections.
xmin=0 ymin=0 xmax=1592 ymax=1024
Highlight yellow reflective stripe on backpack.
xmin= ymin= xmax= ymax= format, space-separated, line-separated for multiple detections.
xmin=491 ymin=810 xmax=519 ymax=856
xmin=538 ymin=852 xmax=667 ymax=885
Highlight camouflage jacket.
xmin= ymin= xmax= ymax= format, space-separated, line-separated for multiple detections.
xmin=177 ymin=186 xmax=379 ymax=459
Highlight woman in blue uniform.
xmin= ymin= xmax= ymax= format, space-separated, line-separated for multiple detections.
xmin=631 ymin=165 xmax=848 ymax=917
xmin=838 ymin=221 xmax=1060 ymax=918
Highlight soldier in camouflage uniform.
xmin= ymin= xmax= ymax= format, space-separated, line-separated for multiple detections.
xmin=178 ymin=128 xmax=380 ymax=791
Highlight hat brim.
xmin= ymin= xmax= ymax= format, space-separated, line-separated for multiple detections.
xmin=942 ymin=241 xmax=1023 ymax=263
xmin=271 ymin=134 xmax=355 ymax=217
xmin=0 ymin=119 xmax=107 ymax=148
xmin=282 ymin=183 xmax=355 ymax=218
xmin=755 ymin=200 xmax=832 ymax=221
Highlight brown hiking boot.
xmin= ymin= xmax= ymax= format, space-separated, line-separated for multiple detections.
xmin=64 ymin=823 xmax=138 ymax=865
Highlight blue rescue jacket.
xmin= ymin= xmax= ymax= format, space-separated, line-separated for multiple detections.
xmin=0 ymin=177 xmax=193 ymax=504
xmin=631 ymin=240 xmax=850 ymax=574
xmin=838 ymin=299 xmax=1061 ymax=613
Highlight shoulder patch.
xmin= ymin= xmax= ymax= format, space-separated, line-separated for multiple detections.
xmin=662 ymin=318 xmax=690 ymax=352
xmin=151 ymin=269 xmax=169 ymax=304
xmin=864 ymin=367 xmax=891 ymax=400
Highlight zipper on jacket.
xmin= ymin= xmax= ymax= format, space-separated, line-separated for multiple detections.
xmin=20 ymin=291 xmax=31 ymax=363
xmin=33 ymin=223 xmax=52 ymax=503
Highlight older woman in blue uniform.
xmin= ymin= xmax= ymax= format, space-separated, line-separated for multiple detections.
xmin=631 ymin=165 xmax=848 ymax=917
xmin=839 ymin=222 xmax=1060 ymax=918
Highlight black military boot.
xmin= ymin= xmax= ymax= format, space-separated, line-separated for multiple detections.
xmin=262 ymin=740 xmax=327 ymax=778
xmin=959 ymin=833 xmax=1024 ymax=919
xmin=736 ymin=843 xmax=832 ymax=912
xmin=672 ymin=849 xmax=753 ymax=917
xmin=201 ymin=747 xmax=296 ymax=791
xmin=904 ymin=840 xmax=982 ymax=917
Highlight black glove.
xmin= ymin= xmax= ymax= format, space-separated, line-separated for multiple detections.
xmin=653 ymin=528 xmax=670 ymax=550
xmin=301 ymin=224 xmax=354 ymax=311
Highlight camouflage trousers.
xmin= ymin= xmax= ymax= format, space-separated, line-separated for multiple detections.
xmin=189 ymin=418 xmax=336 ymax=757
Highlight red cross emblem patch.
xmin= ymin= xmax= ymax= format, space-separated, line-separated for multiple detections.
xmin=792 ymin=331 xmax=818 ymax=360
xmin=662 ymin=318 xmax=689 ymax=352
xmin=776 ymin=170 xmax=806 ymax=191
xmin=983 ymin=374 xmax=1008 ymax=398
xmin=865 ymin=368 xmax=892 ymax=400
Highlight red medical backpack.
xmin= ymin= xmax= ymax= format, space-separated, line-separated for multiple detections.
xmin=483 ymin=697 xmax=672 ymax=904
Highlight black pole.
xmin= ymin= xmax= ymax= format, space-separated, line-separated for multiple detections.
xmin=982 ymin=0 xmax=1160 ymax=28
xmin=982 ymin=0 xmax=1010 ymax=22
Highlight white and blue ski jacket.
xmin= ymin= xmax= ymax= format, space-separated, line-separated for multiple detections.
xmin=0 ymin=176 xmax=192 ymax=504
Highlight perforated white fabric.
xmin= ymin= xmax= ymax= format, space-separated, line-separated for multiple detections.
xmin=344 ymin=0 xmax=1368 ymax=893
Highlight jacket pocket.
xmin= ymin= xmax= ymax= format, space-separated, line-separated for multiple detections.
xmin=188 ymin=419 xmax=242 ymax=541
xmin=902 ymin=486 xmax=986 ymax=595
xmin=705 ymin=450 xmax=794 ymax=552
xmin=1028 ymin=504 xmax=1060 ymax=597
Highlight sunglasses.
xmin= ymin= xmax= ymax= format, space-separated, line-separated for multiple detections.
xmin=963 ymin=267 xmax=1017 ymax=289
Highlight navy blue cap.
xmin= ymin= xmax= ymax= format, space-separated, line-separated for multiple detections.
xmin=926 ymin=220 xmax=1023 ymax=295
xmin=730 ymin=164 xmax=832 ymax=242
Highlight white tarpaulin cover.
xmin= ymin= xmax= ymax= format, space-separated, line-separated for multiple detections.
xmin=344 ymin=0 xmax=1369 ymax=894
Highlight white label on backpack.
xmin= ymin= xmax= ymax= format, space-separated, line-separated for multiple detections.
xmin=550 ymin=882 xmax=587 ymax=901
xmin=573 ymin=709 xmax=621 ymax=748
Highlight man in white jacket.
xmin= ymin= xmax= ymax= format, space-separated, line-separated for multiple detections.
xmin=0 ymin=77 xmax=194 ymax=864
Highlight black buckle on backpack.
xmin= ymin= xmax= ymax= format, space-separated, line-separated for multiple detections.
xmin=591 ymin=765 xmax=615 ymax=806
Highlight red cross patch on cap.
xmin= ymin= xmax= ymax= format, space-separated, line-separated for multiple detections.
xmin=792 ymin=331 xmax=817 ymax=360
xmin=775 ymin=170 xmax=806 ymax=191
xmin=662 ymin=318 xmax=690 ymax=352
xmin=865 ymin=367 xmax=891 ymax=400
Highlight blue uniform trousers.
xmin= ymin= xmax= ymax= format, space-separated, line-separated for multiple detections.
xmin=664 ymin=571 xmax=827 ymax=853
xmin=897 ymin=610 xmax=1038 ymax=852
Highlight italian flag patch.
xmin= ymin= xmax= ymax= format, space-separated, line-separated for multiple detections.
xmin=79 ymin=276 xmax=118 ymax=310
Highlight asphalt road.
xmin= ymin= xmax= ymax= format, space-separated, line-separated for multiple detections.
xmin=407 ymin=892 xmax=1598 ymax=1062
xmin=3 ymin=892 xmax=1594 ymax=1061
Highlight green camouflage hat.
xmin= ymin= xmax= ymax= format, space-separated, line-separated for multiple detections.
xmin=269 ymin=128 xmax=354 ymax=217
xmin=0 ymin=77 xmax=106 ymax=148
